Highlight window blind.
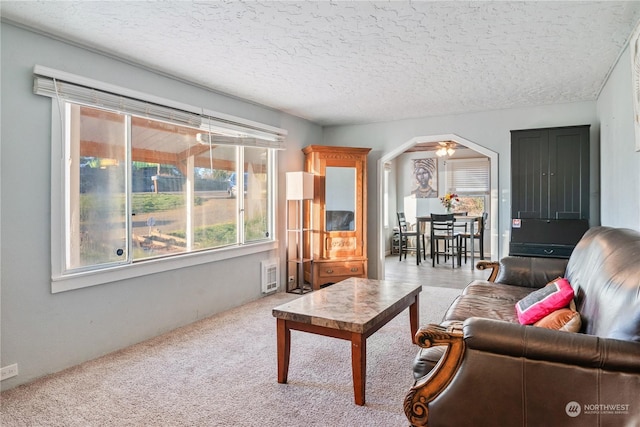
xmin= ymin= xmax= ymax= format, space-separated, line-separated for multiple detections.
xmin=33 ymin=65 xmax=287 ymax=148
xmin=445 ymin=158 xmax=490 ymax=193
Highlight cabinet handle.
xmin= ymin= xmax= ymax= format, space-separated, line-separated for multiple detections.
xmin=544 ymin=249 xmax=554 ymax=254
xmin=326 ymin=269 xmax=334 ymax=274
xmin=350 ymin=267 xmax=359 ymax=272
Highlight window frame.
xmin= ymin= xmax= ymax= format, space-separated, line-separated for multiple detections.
xmin=41 ymin=67 xmax=285 ymax=293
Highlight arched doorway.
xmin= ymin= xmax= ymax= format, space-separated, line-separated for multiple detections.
xmin=375 ymin=133 xmax=499 ymax=279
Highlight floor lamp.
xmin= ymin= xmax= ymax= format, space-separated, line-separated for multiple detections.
xmin=286 ymin=172 xmax=314 ymax=294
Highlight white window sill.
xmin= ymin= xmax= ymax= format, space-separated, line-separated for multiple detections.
xmin=51 ymin=241 xmax=278 ymax=293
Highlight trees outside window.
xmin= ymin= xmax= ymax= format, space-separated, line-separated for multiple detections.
xmin=65 ymin=103 xmax=275 ymax=274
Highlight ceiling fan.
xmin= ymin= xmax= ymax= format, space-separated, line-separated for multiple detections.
xmin=436 ymin=141 xmax=456 ymax=157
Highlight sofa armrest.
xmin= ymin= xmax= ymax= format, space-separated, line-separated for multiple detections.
xmin=494 ymin=256 xmax=569 ymax=288
xmin=404 ymin=324 xmax=465 ymax=427
xmin=476 ymin=261 xmax=500 ymax=281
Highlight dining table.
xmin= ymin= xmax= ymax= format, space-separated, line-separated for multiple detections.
xmin=415 ymin=214 xmax=483 ymax=270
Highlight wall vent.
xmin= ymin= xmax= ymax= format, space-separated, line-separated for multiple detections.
xmin=261 ymin=259 xmax=279 ymax=294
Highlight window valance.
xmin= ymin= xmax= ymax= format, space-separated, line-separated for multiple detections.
xmin=33 ymin=65 xmax=287 ymax=149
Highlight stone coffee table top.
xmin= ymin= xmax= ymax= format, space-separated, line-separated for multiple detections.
xmin=272 ymin=277 xmax=422 ymax=334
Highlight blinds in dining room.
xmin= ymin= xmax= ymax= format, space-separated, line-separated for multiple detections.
xmin=444 ymin=158 xmax=490 ymax=193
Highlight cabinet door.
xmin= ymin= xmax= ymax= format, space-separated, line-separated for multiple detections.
xmin=303 ymin=146 xmax=370 ymax=261
xmin=511 ymin=129 xmax=549 ymax=219
xmin=511 ymin=126 xmax=590 ymax=220
xmin=548 ymin=127 xmax=589 ymax=220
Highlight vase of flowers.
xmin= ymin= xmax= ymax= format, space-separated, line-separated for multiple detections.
xmin=440 ymin=192 xmax=459 ymax=213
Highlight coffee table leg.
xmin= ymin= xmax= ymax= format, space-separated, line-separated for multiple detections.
xmin=277 ymin=318 xmax=290 ymax=384
xmin=409 ymin=295 xmax=420 ymax=344
xmin=351 ymin=333 xmax=366 ymax=405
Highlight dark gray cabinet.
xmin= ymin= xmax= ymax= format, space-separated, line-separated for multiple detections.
xmin=511 ymin=125 xmax=589 ymax=220
xmin=510 ymin=125 xmax=590 ymax=258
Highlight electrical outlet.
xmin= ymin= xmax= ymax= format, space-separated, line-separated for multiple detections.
xmin=0 ymin=364 xmax=18 ymax=381
xmin=288 ymin=275 xmax=295 ymax=283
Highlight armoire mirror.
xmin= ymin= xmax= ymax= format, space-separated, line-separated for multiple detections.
xmin=325 ymin=166 xmax=356 ymax=231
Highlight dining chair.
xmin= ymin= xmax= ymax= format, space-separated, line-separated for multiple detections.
xmin=459 ymin=212 xmax=488 ymax=263
xmin=430 ymin=213 xmax=462 ymax=268
xmin=453 ymin=211 xmax=468 ymax=234
xmin=397 ymin=212 xmax=425 ymax=265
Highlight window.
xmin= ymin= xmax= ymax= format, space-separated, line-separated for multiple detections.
xmin=35 ymin=66 xmax=285 ymax=291
xmin=444 ymin=158 xmax=490 ymax=216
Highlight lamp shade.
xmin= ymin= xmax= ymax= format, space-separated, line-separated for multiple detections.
xmin=286 ymin=171 xmax=314 ymax=200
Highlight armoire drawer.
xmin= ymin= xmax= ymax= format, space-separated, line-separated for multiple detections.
xmin=317 ymin=261 xmax=366 ymax=278
xmin=509 ymin=243 xmax=574 ymax=259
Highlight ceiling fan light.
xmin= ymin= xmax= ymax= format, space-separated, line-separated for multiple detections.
xmin=447 ymin=147 xmax=455 ymax=156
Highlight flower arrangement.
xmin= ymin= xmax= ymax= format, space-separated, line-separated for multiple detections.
xmin=440 ymin=192 xmax=459 ymax=212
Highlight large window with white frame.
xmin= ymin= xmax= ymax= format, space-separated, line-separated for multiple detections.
xmin=35 ymin=66 xmax=285 ymax=291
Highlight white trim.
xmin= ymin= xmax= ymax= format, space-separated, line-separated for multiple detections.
xmin=630 ymin=20 xmax=640 ymax=151
xmin=51 ymin=103 xmax=65 ymax=280
xmin=52 ymin=241 xmax=278 ymax=293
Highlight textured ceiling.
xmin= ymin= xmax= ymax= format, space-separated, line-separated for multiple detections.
xmin=2 ymin=1 xmax=640 ymax=126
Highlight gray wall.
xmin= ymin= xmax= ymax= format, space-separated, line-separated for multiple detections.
xmin=598 ymin=44 xmax=640 ymax=229
xmin=0 ymin=23 xmax=322 ymax=390
xmin=322 ymin=102 xmax=602 ymax=280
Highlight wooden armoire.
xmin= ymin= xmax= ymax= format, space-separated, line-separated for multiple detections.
xmin=302 ymin=145 xmax=371 ymax=289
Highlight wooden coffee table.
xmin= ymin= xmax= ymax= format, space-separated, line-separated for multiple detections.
xmin=272 ymin=277 xmax=422 ymax=405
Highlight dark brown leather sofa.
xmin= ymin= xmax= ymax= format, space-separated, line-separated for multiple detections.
xmin=404 ymin=226 xmax=640 ymax=427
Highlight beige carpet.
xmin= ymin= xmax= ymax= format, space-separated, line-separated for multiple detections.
xmin=0 ymin=286 xmax=461 ymax=427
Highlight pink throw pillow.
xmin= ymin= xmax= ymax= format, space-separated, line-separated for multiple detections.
xmin=516 ymin=278 xmax=574 ymax=325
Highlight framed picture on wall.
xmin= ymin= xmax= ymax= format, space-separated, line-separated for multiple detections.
xmin=631 ymin=20 xmax=640 ymax=151
xmin=411 ymin=158 xmax=438 ymax=198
